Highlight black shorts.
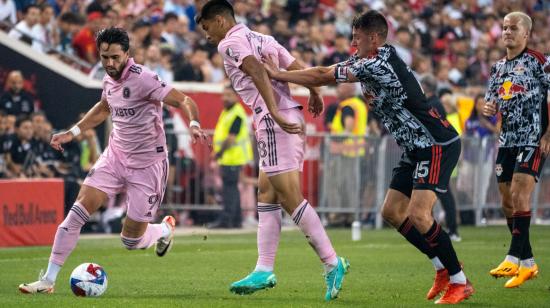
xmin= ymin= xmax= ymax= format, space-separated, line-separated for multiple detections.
xmin=495 ymin=146 xmax=546 ymax=182
xmin=389 ymin=140 xmax=461 ymax=198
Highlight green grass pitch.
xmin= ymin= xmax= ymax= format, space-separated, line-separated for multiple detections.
xmin=2 ymin=226 xmax=549 ymax=307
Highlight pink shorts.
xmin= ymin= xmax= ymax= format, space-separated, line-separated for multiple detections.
xmin=83 ymin=147 xmax=169 ymax=222
xmin=255 ymin=107 xmax=305 ymax=176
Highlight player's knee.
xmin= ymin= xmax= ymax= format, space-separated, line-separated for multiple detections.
xmin=120 ymin=235 xmax=142 ymax=250
xmin=510 ymin=189 xmax=530 ymax=210
xmin=407 ymin=207 xmax=430 ymax=227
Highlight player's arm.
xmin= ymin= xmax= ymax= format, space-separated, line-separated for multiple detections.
xmin=265 ymin=58 xmax=360 ymax=88
xmin=240 ymin=55 xmax=302 ymax=134
xmin=286 ymin=60 xmax=324 ymax=117
xmin=162 ymin=89 xmax=208 ymax=144
xmin=50 ymin=99 xmax=110 ymax=152
xmin=483 ymin=66 xmax=499 ymax=117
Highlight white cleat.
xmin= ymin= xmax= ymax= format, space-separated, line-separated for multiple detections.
xmin=19 ymin=273 xmax=55 ymax=294
xmin=156 ymin=215 xmax=176 ymax=257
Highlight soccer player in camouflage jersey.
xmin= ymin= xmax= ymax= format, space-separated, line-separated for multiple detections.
xmin=483 ymin=11 xmax=550 ymax=288
xmin=265 ymin=10 xmax=474 ymax=304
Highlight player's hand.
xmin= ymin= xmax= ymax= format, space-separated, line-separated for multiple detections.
xmin=262 ymin=56 xmax=280 ymax=79
xmin=308 ymin=90 xmax=324 ymax=118
xmin=50 ymin=131 xmax=74 ymax=152
xmin=483 ymin=101 xmax=497 ymax=116
xmin=272 ymin=113 xmax=303 ymax=134
xmin=541 ymin=131 xmax=550 ymax=155
xmin=190 ymin=126 xmax=210 ymax=146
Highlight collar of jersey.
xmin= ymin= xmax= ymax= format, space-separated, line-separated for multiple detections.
xmin=224 ymin=23 xmax=246 ymax=40
xmin=505 ymin=47 xmax=527 ymax=62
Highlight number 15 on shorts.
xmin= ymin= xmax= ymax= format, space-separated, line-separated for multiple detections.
xmin=414 ymin=160 xmax=430 ymax=180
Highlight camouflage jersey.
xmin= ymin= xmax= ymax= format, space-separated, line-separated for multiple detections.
xmin=485 ymin=48 xmax=550 ymax=147
xmin=335 ymin=44 xmax=459 ymax=152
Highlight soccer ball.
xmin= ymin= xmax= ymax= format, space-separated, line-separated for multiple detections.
xmin=69 ymin=263 xmax=108 ymax=297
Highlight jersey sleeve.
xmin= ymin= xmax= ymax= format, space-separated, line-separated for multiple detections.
xmin=141 ymin=69 xmax=174 ymax=102
xmin=335 ymin=57 xmax=370 ymax=83
xmin=484 ymin=64 xmax=498 ymax=103
xmin=218 ymin=37 xmax=254 ymax=69
xmin=273 ymin=40 xmax=295 ymax=69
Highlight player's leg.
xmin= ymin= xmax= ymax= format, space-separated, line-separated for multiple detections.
xmin=489 ymin=148 xmax=541 ymax=278
xmin=268 ymin=169 xmax=349 ymax=301
xmin=230 ymin=170 xmax=280 ymax=295
xmin=18 ymin=185 xmax=107 ymax=294
xmin=382 ymin=156 xmax=447 ymax=299
xmin=503 ymin=173 xmax=538 ymax=287
xmin=122 ymin=159 xmax=174 ymax=256
xmin=409 ymin=141 xmax=473 ymax=304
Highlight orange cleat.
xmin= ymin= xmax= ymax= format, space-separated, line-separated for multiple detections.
xmin=427 ymin=269 xmax=449 ymax=300
xmin=489 ymin=260 xmax=519 ymax=278
xmin=504 ymin=264 xmax=539 ymax=288
xmin=435 ymin=280 xmax=474 ymax=304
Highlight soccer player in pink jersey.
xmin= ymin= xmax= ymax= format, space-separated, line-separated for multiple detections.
xmin=19 ymin=27 xmax=208 ymax=294
xmin=196 ymin=0 xmax=349 ymax=301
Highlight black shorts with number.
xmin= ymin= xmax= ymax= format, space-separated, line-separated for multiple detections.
xmin=495 ymin=146 xmax=546 ymax=182
xmin=389 ymin=140 xmax=461 ymax=198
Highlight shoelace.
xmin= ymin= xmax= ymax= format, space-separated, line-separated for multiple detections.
xmin=38 ymin=269 xmax=46 ymax=281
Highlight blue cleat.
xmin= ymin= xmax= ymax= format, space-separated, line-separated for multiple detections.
xmin=324 ymin=257 xmax=350 ymax=301
xmin=230 ymin=271 xmax=277 ymax=295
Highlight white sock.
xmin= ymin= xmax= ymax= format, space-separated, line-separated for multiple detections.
xmin=254 ymin=264 xmax=273 ymax=272
xmin=449 ymin=270 xmax=466 ymax=284
xmin=505 ymin=255 xmax=519 ymax=264
xmin=431 ymin=257 xmax=445 ymax=271
xmin=161 ymin=222 xmax=171 ymax=239
xmin=520 ymin=258 xmax=536 ymax=268
xmin=44 ymin=262 xmax=61 ymax=283
xmin=323 ymin=258 xmax=339 ymax=273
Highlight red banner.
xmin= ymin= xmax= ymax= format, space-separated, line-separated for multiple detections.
xmin=0 ymin=179 xmax=64 ymax=247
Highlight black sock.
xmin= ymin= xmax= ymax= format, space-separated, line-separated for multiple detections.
xmin=507 ymin=216 xmax=533 ymax=260
xmin=398 ymin=217 xmax=436 ymax=259
xmin=438 ymin=190 xmax=458 ymax=235
xmin=508 ymin=211 xmax=532 ymax=259
xmin=423 ymin=221 xmax=461 ymax=275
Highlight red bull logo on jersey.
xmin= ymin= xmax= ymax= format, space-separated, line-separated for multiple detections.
xmin=498 ymin=80 xmax=526 ymax=100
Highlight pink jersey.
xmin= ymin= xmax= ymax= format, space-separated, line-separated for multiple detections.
xmin=218 ymin=24 xmax=301 ymax=125
xmin=102 ymin=58 xmax=173 ymax=168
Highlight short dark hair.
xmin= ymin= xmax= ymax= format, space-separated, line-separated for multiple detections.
xmin=96 ymin=27 xmax=130 ymax=52
xmin=23 ymin=4 xmax=40 ymax=15
xmin=352 ymin=10 xmax=388 ymax=39
xmin=164 ymin=12 xmax=178 ymax=23
xmin=15 ymin=115 xmax=31 ymax=128
xmin=195 ymin=0 xmax=235 ymax=24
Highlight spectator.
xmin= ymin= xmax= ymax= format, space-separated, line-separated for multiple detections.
xmin=72 ymin=11 xmax=103 ymax=64
xmin=0 ymin=0 xmax=16 ymax=28
xmin=5 ymin=115 xmax=35 ymax=178
xmin=208 ymin=84 xmax=253 ymax=229
xmin=55 ymin=11 xmax=85 ymax=55
xmin=174 ymin=48 xmax=209 ymax=82
xmin=8 ymin=4 xmax=40 ymax=45
xmin=31 ymin=3 xmax=55 ymax=53
xmin=0 ymin=70 xmax=35 ymax=116
xmin=322 ymin=34 xmax=349 ymax=66
xmin=145 ymin=44 xmax=174 ymax=83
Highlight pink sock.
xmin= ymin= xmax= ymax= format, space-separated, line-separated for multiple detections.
xmin=292 ymin=200 xmax=338 ymax=267
xmin=121 ymin=223 xmax=163 ymax=249
xmin=255 ymin=203 xmax=282 ymax=272
xmin=49 ymin=202 xmax=90 ymax=266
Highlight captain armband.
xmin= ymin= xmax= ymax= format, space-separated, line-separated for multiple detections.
xmin=334 ymin=65 xmax=349 ymax=83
